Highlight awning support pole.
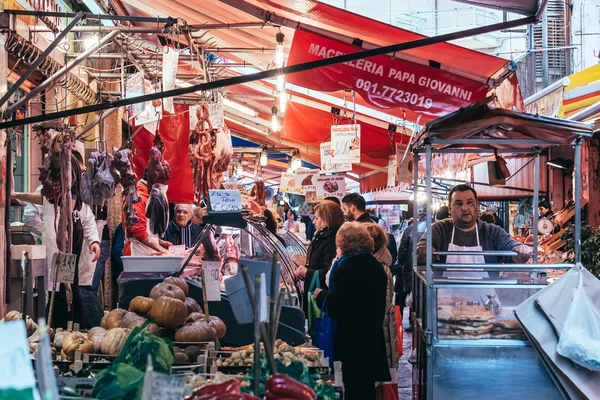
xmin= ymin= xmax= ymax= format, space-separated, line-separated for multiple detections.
xmin=0 ymin=11 xmax=85 ymax=109
xmin=574 ymin=139 xmax=582 ymax=262
xmin=0 ymin=14 xmax=536 ymax=130
xmin=533 ymin=151 xmax=540 ymax=263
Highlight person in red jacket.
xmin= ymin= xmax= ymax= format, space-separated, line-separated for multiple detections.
xmin=122 ymin=175 xmax=169 ymax=256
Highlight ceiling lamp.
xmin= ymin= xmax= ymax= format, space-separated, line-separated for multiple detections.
xmin=279 ymin=89 xmax=287 ymax=113
xmin=275 ymin=32 xmax=285 ymax=68
xmin=260 ymin=151 xmax=268 ymax=167
xmin=276 ymin=75 xmax=285 ymax=92
xmin=271 ymin=106 xmax=280 ymax=132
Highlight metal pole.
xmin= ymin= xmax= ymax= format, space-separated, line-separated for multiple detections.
xmin=425 ymin=142 xmax=434 ymax=399
xmin=2 ymin=9 xmax=175 ymax=23
xmin=412 ymin=151 xmax=419 ymax=266
xmin=541 ymin=8 xmax=549 ymax=87
xmin=574 ymin=140 xmax=582 ymax=262
xmin=5 ymin=31 xmax=120 ymax=117
xmin=0 ymin=15 xmax=537 ymax=130
xmin=0 ymin=11 xmax=85 ymax=109
xmin=4 ymin=134 xmax=11 ymax=304
xmin=533 ymin=152 xmax=540 ymax=264
xmin=253 ymin=275 xmax=261 ymax=396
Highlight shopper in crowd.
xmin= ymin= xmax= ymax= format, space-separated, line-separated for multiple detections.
xmin=285 ymin=209 xmax=297 ymax=230
xmin=323 ymin=196 xmax=341 ymax=206
xmin=342 ymin=193 xmax=375 ymax=223
xmin=296 ymin=202 xmax=344 ymax=315
xmin=436 ymin=205 xmax=450 ymax=221
xmin=417 ymin=184 xmax=533 ymax=266
xmin=300 ymin=213 xmax=315 ymax=241
xmin=191 ymin=205 xmax=207 ymax=226
xmin=313 ymin=222 xmax=390 ymax=399
xmin=365 ymin=224 xmax=399 ymax=375
xmin=263 ymin=209 xmax=286 ymax=246
xmin=122 ymin=169 xmax=169 ymax=256
xmin=485 ymin=204 xmax=504 ymax=229
xmin=379 ymin=219 xmax=398 ymax=270
xmin=395 ymin=207 xmax=427 ymax=331
xmin=161 ymin=204 xmax=202 ymax=248
xmin=110 ymin=224 xmax=125 ymax=308
xmin=539 ymin=199 xmax=554 ymax=219
xmin=480 ymin=213 xmax=495 ymax=224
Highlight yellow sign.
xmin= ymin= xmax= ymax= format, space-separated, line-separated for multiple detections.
xmin=524 ymin=88 xmax=564 ymax=118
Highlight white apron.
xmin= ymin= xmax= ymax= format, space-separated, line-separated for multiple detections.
xmin=128 ymin=219 xmax=160 ymax=256
xmin=444 ymin=224 xmax=488 ymax=279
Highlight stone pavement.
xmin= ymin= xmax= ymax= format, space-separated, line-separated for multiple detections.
xmin=397 ymin=309 xmax=413 ymax=399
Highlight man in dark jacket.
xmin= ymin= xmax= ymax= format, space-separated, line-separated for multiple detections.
xmin=342 ymin=193 xmax=375 ymax=223
xmin=162 ymin=204 xmax=202 ymax=248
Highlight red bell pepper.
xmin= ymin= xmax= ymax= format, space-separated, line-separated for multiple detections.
xmin=265 ymin=374 xmax=316 ymax=400
xmin=190 ymin=379 xmax=241 ymax=398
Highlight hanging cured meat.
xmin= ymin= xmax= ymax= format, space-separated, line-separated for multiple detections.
xmin=146 ymin=134 xmax=171 ymax=189
xmin=189 ymin=104 xmax=233 ymax=205
xmin=81 ymin=151 xmax=119 ymax=206
xmin=114 ymin=148 xmax=141 ymax=226
xmin=39 ymin=131 xmax=63 ymax=202
xmin=145 ymin=133 xmax=171 ymax=236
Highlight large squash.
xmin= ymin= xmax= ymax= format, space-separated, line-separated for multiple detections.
xmin=148 ymin=297 xmax=188 ymax=329
xmin=88 ymin=327 xmax=107 ymax=353
xmin=174 ymin=322 xmax=216 ymax=342
xmin=190 ymin=314 xmax=227 ymax=339
xmin=149 ymin=283 xmax=185 ymax=301
xmin=129 ymin=296 xmax=154 ymax=316
xmin=164 ymin=277 xmax=189 ymax=296
xmin=101 ymin=328 xmax=131 ymax=356
xmin=101 ymin=308 xmax=127 ymax=329
xmin=145 ymin=323 xmax=161 ymax=337
xmin=62 ymin=332 xmax=94 ymax=360
xmin=185 ymin=312 xmax=205 ymax=324
xmin=122 ymin=312 xmax=146 ymax=329
xmin=185 ymin=297 xmax=202 ymax=314
xmin=5 ymin=310 xmax=38 ymax=337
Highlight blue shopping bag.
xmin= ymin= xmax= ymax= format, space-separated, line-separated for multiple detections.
xmin=312 ymin=298 xmax=337 ymax=368
xmin=307 ymin=272 xmax=321 ymax=333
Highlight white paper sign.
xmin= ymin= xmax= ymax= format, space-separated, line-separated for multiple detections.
xmin=52 ymin=252 xmax=77 ymax=284
xmin=0 ymin=322 xmax=37 ymax=392
xmin=190 ymin=98 xmax=224 ymax=131
xmin=125 ymin=72 xmax=145 ymax=118
xmin=295 ymin=170 xmax=319 ymax=193
xmin=331 ymin=124 xmax=361 ymax=164
xmin=320 ymin=142 xmax=352 ymax=173
xmin=135 ymin=80 xmax=162 ymax=134
xmin=279 ymin=172 xmax=301 ymax=194
xmin=209 ymin=190 xmax=242 ymax=212
xmin=316 ymin=176 xmax=346 ymax=200
xmin=141 ymin=370 xmax=186 ymax=400
xmin=162 ymin=47 xmax=179 ymax=114
xmin=203 ymin=261 xmax=221 ymax=302
xmin=387 ymin=154 xmax=397 ymax=187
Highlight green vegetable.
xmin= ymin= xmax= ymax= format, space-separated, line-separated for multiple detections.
xmin=115 ymin=320 xmax=174 ymax=374
xmin=91 ymin=362 xmax=144 ymax=400
xmin=0 ymin=388 xmax=35 ymax=400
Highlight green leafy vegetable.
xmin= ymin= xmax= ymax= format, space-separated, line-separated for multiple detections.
xmin=91 ymin=363 xmax=144 ymax=400
xmin=115 ymin=320 xmax=174 ymax=374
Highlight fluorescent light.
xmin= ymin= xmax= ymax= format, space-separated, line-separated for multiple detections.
xmin=271 ymin=114 xmax=280 ymax=132
xmin=224 ymin=116 xmax=268 ymax=134
xmin=276 ymin=75 xmax=285 ymax=91
xmin=224 ymin=98 xmax=258 ymax=117
xmin=275 ymin=32 xmax=285 ymax=68
xmin=279 ymin=89 xmax=287 ymax=113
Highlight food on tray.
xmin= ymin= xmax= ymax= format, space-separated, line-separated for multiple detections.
xmin=214 ymin=340 xmax=322 ymax=368
xmin=438 ymin=305 xmax=493 ymax=323
xmin=322 ymin=181 xmax=339 ymax=193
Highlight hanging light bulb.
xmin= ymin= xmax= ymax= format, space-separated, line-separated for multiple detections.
xmin=275 ymin=32 xmax=285 ymax=68
xmin=279 ymin=89 xmax=287 ymax=113
xmin=276 ymin=74 xmax=285 ymax=91
xmin=271 ymin=106 xmax=280 ymax=132
xmin=260 ymin=152 xmax=268 ymax=166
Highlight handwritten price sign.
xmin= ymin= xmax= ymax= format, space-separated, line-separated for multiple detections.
xmin=320 ymin=142 xmax=352 ymax=173
xmin=331 ymin=124 xmax=361 ymax=164
xmin=52 ymin=253 xmax=77 ymax=284
xmin=209 ymin=190 xmax=242 ymax=212
xmin=203 ymin=261 xmax=221 ymax=301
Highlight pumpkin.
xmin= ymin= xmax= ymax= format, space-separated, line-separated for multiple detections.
xmin=183 ymin=345 xmax=202 ymax=363
xmin=148 ymin=297 xmax=188 ymax=329
xmin=185 ymin=297 xmax=202 ymax=314
xmin=88 ymin=327 xmax=107 ymax=353
xmin=174 ymin=352 xmax=190 ymax=365
xmin=62 ymin=332 xmax=94 ymax=360
xmin=101 ymin=308 xmax=127 ymax=329
xmin=129 ymin=296 xmax=155 ymax=316
xmin=164 ymin=277 xmax=190 ymax=296
xmin=122 ymin=312 xmax=146 ymax=329
xmin=174 ymin=322 xmax=216 ymax=342
xmin=208 ymin=316 xmax=227 ymax=339
xmin=145 ymin=323 xmax=161 ymax=337
xmin=53 ymin=330 xmax=69 ymax=350
xmin=149 ymin=283 xmax=185 ymax=301
xmin=185 ymin=312 xmax=205 ymax=324
xmin=5 ymin=311 xmax=38 ymax=337
xmin=101 ymin=328 xmax=131 ymax=356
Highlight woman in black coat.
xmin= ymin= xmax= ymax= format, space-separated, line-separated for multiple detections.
xmin=313 ymin=222 xmax=390 ymax=400
xmin=296 ymin=201 xmax=344 ymax=315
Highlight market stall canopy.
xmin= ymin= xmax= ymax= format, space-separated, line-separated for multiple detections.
xmin=417 ymin=102 xmax=595 ymax=150
xmin=450 ymin=0 xmax=546 ymax=18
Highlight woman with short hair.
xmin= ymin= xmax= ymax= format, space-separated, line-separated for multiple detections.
xmin=313 ymin=222 xmax=390 ymax=400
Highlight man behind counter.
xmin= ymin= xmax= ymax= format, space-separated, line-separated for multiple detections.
xmin=417 ymin=184 xmax=533 ymax=266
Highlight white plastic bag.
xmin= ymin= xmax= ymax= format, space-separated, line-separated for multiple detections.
xmin=556 ymin=265 xmax=600 ymax=371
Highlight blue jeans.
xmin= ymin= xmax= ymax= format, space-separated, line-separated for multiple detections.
xmin=92 ymin=239 xmax=111 ymax=291
xmin=78 ymin=286 xmax=104 ymax=328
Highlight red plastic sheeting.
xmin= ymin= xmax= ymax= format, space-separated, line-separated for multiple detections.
xmin=132 ymin=104 xmax=195 ymax=204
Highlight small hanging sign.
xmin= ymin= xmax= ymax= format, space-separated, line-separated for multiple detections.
xmin=331 ymin=124 xmax=361 ymax=164
xmin=52 ymin=252 xmax=77 ymax=284
xmin=208 ymin=189 xmax=242 ymax=212
xmin=387 ymin=154 xmax=397 ymax=187
xmin=320 ymin=142 xmax=352 ymax=173
xmin=162 ymin=47 xmax=179 ymax=114
xmin=125 ymin=72 xmax=145 ymax=118
xmin=315 ymin=176 xmax=346 ymax=200
xmin=203 ymin=261 xmax=222 ymax=302
xmin=295 ymin=169 xmax=319 ymax=193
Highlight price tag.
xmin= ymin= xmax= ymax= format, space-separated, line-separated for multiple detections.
xmin=315 ymin=176 xmax=346 ymax=200
xmin=141 ymin=370 xmax=186 ymax=400
xmin=125 ymin=72 xmax=145 ymax=118
xmin=331 ymin=124 xmax=361 ymax=164
xmin=0 ymin=321 xmax=38 ymax=393
xmin=208 ymin=99 xmax=224 ymax=129
xmin=320 ymin=142 xmax=352 ymax=173
xmin=52 ymin=252 xmax=77 ymax=284
xmin=295 ymin=169 xmax=319 ymax=193
xmin=222 ymin=182 xmax=239 ymax=190
xmin=203 ymin=261 xmax=221 ymax=301
xmin=208 ymin=190 xmax=242 ymax=212
xmin=279 ymin=172 xmax=301 ymax=194
xmin=162 ymin=47 xmax=179 ymax=114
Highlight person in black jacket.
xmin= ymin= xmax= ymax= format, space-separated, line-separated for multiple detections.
xmin=313 ymin=222 xmax=390 ymax=400
xmin=296 ymin=201 xmax=344 ymax=315
xmin=342 ymin=193 xmax=375 ymax=223
xmin=161 ymin=204 xmax=201 ymax=248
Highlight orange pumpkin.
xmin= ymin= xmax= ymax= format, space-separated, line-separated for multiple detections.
xmin=101 ymin=328 xmax=131 ymax=356
xmin=174 ymin=322 xmax=216 ymax=342
xmin=149 ymin=283 xmax=185 ymax=302
xmin=129 ymin=296 xmax=155 ymax=316
xmin=88 ymin=327 xmax=107 ymax=353
xmin=101 ymin=308 xmax=127 ymax=329
xmin=185 ymin=297 xmax=202 ymax=314
xmin=164 ymin=277 xmax=190 ymax=296
xmin=5 ymin=311 xmax=38 ymax=337
xmin=207 ymin=316 xmax=227 ymax=339
xmin=145 ymin=323 xmax=161 ymax=337
xmin=185 ymin=312 xmax=205 ymax=324
xmin=62 ymin=332 xmax=94 ymax=360
xmin=122 ymin=312 xmax=146 ymax=329
xmin=148 ymin=297 xmax=188 ymax=329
